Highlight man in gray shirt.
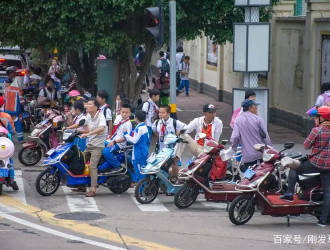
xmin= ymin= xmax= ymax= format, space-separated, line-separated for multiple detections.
xmin=80 ymin=98 xmax=107 ymax=197
xmin=230 ymin=99 xmax=272 ymax=172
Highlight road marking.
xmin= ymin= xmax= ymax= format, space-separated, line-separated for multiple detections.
xmin=127 ymin=189 xmax=169 ymax=212
xmin=0 ymin=195 xmax=175 ymax=250
xmin=176 ymin=108 xmax=182 ymax=111
xmin=0 ymin=212 xmax=126 ymax=250
xmin=3 ymin=170 xmax=26 ymax=205
xmin=62 ymin=187 xmax=99 ymax=212
xmin=197 ymin=199 xmax=228 ymax=210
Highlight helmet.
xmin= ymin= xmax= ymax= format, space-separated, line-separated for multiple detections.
xmin=317 ymin=106 xmax=330 ymax=120
xmin=5 ymin=66 xmax=16 ymax=75
xmin=306 ymin=107 xmax=319 ymax=117
xmin=68 ymin=90 xmax=80 ymax=97
xmin=0 ymin=137 xmax=14 ymax=160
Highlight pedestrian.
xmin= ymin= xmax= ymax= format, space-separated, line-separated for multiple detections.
xmin=315 ymin=82 xmax=330 ymax=107
xmin=124 ymin=110 xmax=150 ymax=184
xmin=178 ymin=56 xmax=190 ymax=96
xmin=48 ymin=59 xmax=61 ymax=90
xmin=97 ymin=90 xmax=113 ymax=135
xmin=143 ymin=89 xmax=160 ymax=139
xmin=176 ymin=46 xmax=184 ymax=87
xmin=152 ymin=105 xmax=186 ymax=182
xmin=80 ymin=98 xmax=107 ymax=197
xmin=135 ymin=46 xmax=145 ymax=71
xmin=4 ymin=66 xmax=16 ymax=89
xmin=114 ymin=97 xmax=130 ymax=125
xmin=102 ymin=104 xmax=132 ymax=172
xmin=230 ymin=90 xmax=257 ymax=129
xmin=230 ymin=99 xmax=272 ymax=172
xmin=23 ymin=68 xmax=32 ymax=86
xmin=115 ymin=93 xmax=126 ymax=116
xmin=157 ymin=51 xmax=170 ymax=74
xmin=174 ymin=104 xmax=223 ymax=182
xmin=63 ymin=100 xmax=88 ymax=151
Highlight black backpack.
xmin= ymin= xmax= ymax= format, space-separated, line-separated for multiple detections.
xmin=135 ymin=101 xmax=151 ymax=114
xmin=180 ymin=53 xmax=185 ymax=64
xmin=103 ymin=106 xmax=112 ymax=127
xmin=160 ymin=58 xmax=170 ymax=73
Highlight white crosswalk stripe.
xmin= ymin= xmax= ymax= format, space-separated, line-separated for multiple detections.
xmin=62 ymin=186 xmax=99 ymax=212
xmin=127 ymin=188 xmax=169 ymax=212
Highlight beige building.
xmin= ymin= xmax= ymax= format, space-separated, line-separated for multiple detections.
xmin=167 ymin=0 xmax=330 ymax=136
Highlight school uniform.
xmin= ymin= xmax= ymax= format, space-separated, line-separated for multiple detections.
xmin=152 ymin=118 xmax=186 ymax=151
xmin=142 ymin=99 xmax=158 ymax=138
xmin=102 ymin=117 xmax=132 ymax=168
xmin=124 ymin=123 xmax=150 ymax=182
xmin=100 ymin=104 xmax=113 ymax=135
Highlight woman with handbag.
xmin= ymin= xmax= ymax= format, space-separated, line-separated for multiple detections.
xmin=280 ymin=106 xmax=330 ymax=227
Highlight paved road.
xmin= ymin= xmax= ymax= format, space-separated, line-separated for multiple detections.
xmin=1 ymin=90 xmax=328 ymax=250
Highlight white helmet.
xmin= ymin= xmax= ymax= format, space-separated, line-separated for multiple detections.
xmin=0 ymin=137 xmax=14 ymax=160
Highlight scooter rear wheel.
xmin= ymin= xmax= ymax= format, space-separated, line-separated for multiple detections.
xmin=108 ymin=174 xmax=132 ymax=194
xmin=174 ymin=183 xmax=199 ymax=209
xmin=36 ymin=168 xmax=60 ymax=196
xmin=18 ymin=146 xmax=42 ymax=166
xmin=228 ymin=195 xmax=255 ymax=225
xmin=135 ymin=177 xmax=159 ymax=204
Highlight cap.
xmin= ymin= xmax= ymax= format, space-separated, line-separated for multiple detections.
xmin=203 ymin=103 xmax=216 ymax=113
xmin=0 ymin=96 xmax=4 ymax=106
xmin=241 ymin=99 xmax=261 ymax=109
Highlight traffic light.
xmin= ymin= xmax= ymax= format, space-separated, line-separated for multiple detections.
xmin=145 ymin=2 xmax=164 ymax=48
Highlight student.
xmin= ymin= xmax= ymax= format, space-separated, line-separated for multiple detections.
xmin=64 ymin=100 xmax=88 ymax=151
xmin=152 ymin=105 xmax=186 ymax=182
xmin=157 ymin=51 xmax=170 ymax=74
xmin=143 ymin=89 xmax=160 ymax=138
xmin=124 ymin=110 xmax=150 ymax=183
xmin=102 ymin=104 xmax=132 ymax=171
xmin=97 ymin=90 xmax=113 ymax=135
xmin=115 ymin=93 xmax=126 ymax=116
xmin=178 ymin=56 xmax=191 ymax=96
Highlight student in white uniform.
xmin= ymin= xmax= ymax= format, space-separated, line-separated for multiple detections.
xmin=152 ymin=105 xmax=186 ymax=183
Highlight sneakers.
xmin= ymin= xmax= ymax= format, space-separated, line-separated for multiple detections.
xmin=317 ymin=220 xmax=326 ymax=227
xmin=11 ymin=181 xmax=19 ymax=191
xmin=279 ymin=193 xmax=294 ymax=202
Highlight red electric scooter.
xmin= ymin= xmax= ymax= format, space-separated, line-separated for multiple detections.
xmin=228 ymin=143 xmax=330 ymax=226
xmin=175 ymin=136 xmax=243 ymax=209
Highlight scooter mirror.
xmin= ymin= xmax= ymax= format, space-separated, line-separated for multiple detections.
xmin=284 ymin=142 xmax=294 ymax=150
xmin=180 ymin=129 xmax=186 ymax=135
xmin=221 ymin=140 xmax=228 ymax=145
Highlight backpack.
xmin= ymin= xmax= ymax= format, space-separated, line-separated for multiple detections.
xmin=135 ymin=101 xmax=151 ymax=114
xmin=322 ymin=94 xmax=330 ymax=106
xmin=160 ymin=58 xmax=170 ymax=73
xmin=135 ymin=52 xmax=145 ymax=70
xmin=103 ymin=106 xmax=112 ymax=126
xmin=166 ymin=52 xmax=170 ymax=61
xmin=180 ymin=53 xmax=185 ymax=64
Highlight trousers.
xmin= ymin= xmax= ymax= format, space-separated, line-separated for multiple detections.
xmin=14 ymin=118 xmax=23 ymax=142
xmin=102 ymin=144 xmax=121 ymax=168
xmin=84 ymin=146 xmax=103 ymax=188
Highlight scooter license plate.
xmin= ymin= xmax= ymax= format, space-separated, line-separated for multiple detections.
xmin=186 ymin=157 xmax=194 ymax=167
xmin=46 ymin=148 xmax=55 ymax=156
xmin=244 ymin=168 xmax=256 ymax=179
xmin=0 ymin=168 xmax=9 ymax=178
xmin=147 ymin=153 xmax=157 ymax=163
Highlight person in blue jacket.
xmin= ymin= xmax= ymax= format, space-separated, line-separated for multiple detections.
xmin=123 ymin=110 xmax=150 ymax=184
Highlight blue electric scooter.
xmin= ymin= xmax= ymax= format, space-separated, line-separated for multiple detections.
xmin=35 ymin=121 xmax=134 ymax=196
xmin=134 ymin=133 xmax=186 ymax=204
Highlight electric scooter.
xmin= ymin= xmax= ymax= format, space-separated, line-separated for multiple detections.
xmin=228 ymin=143 xmax=329 ymax=226
xmin=35 ymin=122 xmax=134 ymax=196
xmin=134 ymin=133 xmax=186 ymax=204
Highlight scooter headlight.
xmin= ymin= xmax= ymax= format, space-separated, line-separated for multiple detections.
xmin=31 ymin=128 xmax=40 ymax=137
xmin=163 ymin=134 xmax=177 ymax=146
xmin=23 ymin=105 xmax=28 ymax=112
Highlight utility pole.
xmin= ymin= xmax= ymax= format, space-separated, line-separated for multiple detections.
xmin=169 ymin=1 xmax=177 ymax=119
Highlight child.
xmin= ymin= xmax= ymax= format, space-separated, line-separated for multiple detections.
xmin=64 ymin=100 xmax=87 ymax=151
xmin=124 ymin=110 xmax=150 ymax=183
xmin=115 ymin=93 xmax=126 ymax=116
xmin=114 ymin=97 xmax=130 ymax=125
xmin=97 ymin=90 xmax=113 ymax=135
xmin=102 ymin=104 xmax=132 ymax=171
xmin=142 ymin=89 xmax=160 ymax=139
xmin=178 ymin=56 xmax=190 ymax=96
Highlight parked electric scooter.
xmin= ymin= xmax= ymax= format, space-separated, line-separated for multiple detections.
xmin=227 ymin=143 xmax=330 ymax=226
xmin=174 ymin=136 xmax=244 ymax=209
xmin=35 ymin=123 xmax=134 ymax=196
xmin=134 ymin=132 xmax=187 ymax=204
xmin=18 ymin=108 xmax=66 ymax=166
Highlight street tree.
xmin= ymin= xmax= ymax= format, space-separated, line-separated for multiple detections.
xmin=0 ymin=0 xmax=271 ymax=105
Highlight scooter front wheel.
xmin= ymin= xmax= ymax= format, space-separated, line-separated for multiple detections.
xmin=18 ymin=145 xmax=42 ymax=166
xmin=174 ymin=183 xmax=199 ymax=209
xmin=135 ymin=177 xmax=159 ymax=204
xmin=228 ymin=195 xmax=255 ymax=225
xmin=36 ymin=168 xmax=60 ymax=196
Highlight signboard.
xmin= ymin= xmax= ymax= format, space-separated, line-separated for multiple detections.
xmin=234 ymin=0 xmax=271 ymax=6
